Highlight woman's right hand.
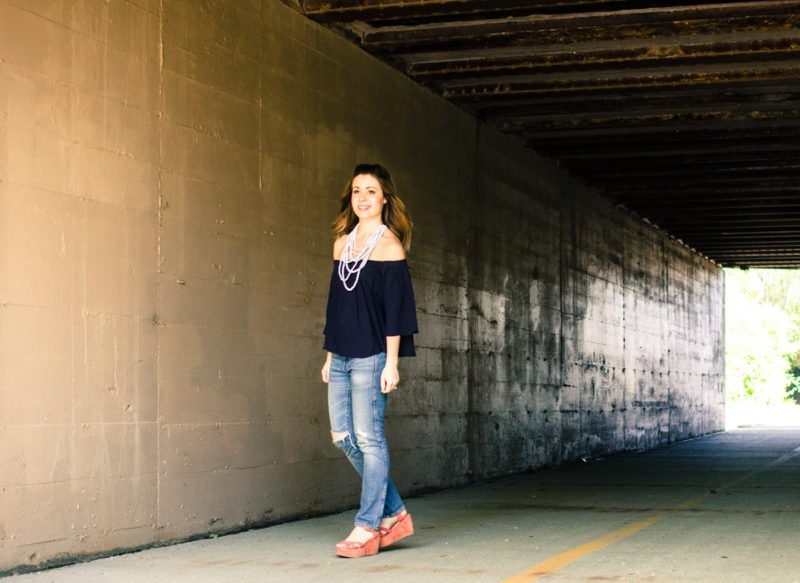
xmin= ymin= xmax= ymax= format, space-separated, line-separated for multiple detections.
xmin=321 ymin=356 xmax=332 ymax=383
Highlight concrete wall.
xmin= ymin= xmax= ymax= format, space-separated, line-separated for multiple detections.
xmin=0 ymin=0 xmax=724 ymax=573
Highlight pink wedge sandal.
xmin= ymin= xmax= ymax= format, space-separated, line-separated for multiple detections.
xmin=336 ymin=527 xmax=381 ymax=558
xmin=378 ymin=510 xmax=414 ymax=548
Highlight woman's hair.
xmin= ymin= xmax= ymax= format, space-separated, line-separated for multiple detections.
xmin=331 ymin=163 xmax=413 ymax=251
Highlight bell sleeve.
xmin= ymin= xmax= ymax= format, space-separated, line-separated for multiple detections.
xmin=383 ymin=261 xmax=418 ymax=356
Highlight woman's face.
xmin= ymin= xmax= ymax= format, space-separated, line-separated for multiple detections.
xmin=351 ymin=173 xmax=386 ymax=223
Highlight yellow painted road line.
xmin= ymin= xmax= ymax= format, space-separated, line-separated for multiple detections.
xmin=503 ymin=494 xmax=710 ymax=583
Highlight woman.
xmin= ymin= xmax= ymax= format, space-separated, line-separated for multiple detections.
xmin=321 ymin=163 xmax=418 ymax=558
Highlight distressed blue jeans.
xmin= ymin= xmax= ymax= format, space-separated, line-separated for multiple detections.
xmin=328 ymin=352 xmax=405 ymax=529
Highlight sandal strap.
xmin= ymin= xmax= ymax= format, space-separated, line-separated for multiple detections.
xmin=337 ymin=527 xmax=379 ymax=549
xmin=379 ymin=510 xmax=409 ymax=536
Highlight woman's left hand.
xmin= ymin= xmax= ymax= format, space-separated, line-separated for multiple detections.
xmin=381 ymin=364 xmax=400 ymax=394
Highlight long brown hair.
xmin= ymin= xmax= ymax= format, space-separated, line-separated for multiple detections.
xmin=331 ymin=163 xmax=413 ymax=251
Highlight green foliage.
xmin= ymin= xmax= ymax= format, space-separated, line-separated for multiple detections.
xmin=787 ymin=352 xmax=800 ymax=403
xmin=725 ymin=268 xmax=800 ymax=405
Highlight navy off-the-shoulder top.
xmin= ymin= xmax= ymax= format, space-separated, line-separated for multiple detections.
xmin=323 ymin=260 xmax=418 ymax=358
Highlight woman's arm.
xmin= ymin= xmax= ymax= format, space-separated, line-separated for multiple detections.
xmin=381 ymin=336 xmax=401 ymax=393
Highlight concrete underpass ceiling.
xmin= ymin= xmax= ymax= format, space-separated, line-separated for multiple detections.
xmin=288 ymin=0 xmax=800 ymax=268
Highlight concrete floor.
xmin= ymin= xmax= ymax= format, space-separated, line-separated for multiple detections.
xmin=6 ymin=427 xmax=800 ymax=583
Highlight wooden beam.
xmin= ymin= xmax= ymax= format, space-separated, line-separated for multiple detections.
xmin=598 ymin=177 xmax=800 ymax=194
xmin=356 ymin=3 xmax=800 ymax=53
xmin=612 ymin=194 xmax=800 ymax=209
xmin=561 ymin=152 xmax=800 ymax=174
xmin=497 ymin=107 xmax=800 ymax=134
xmin=408 ymin=34 xmax=800 ymax=80
xmin=626 ymin=203 xmax=800 ymax=216
xmin=658 ymin=219 xmax=800 ymax=231
xmin=534 ymin=132 xmax=800 ymax=158
xmin=301 ymin=0 xmax=766 ymax=20
xmin=469 ymin=79 xmax=800 ymax=117
xmin=442 ymin=63 xmax=800 ymax=101
xmin=610 ymin=189 xmax=800 ymax=202
xmin=573 ymin=169 xmax=800 ymax=186
xmin=678 ymin=238 xmax=800 ymax=250
xmin=704 ymin=251 xmax=800 ymax=259
xmin=302 ymin=0 xmax=650 ymax=22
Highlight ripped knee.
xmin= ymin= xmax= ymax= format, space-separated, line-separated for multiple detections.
xmin=331 ymin=430 xmax=358 ymax=455
xmin=331 ymin=431 xmax=358 ymax=457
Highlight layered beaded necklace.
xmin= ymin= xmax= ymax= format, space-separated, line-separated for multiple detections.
xmin=338 ymin=223 xmax=387 ymax=291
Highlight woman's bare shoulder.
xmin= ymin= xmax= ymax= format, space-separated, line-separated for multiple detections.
xmin=333 ymin=235 xmax=347 ymax=260
xmin=372 ymin=230 xmax=405 ymax=261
